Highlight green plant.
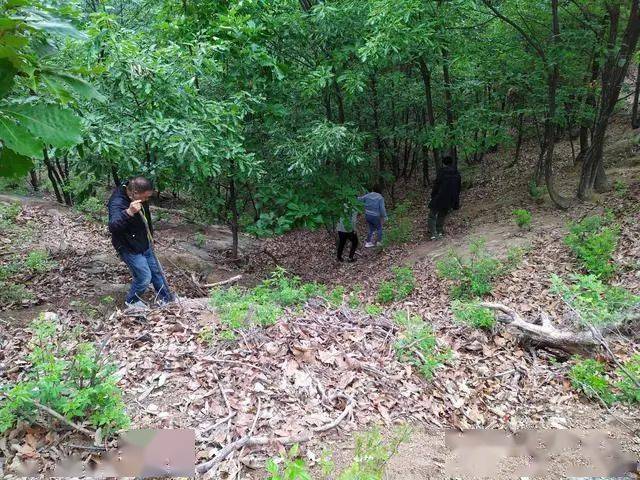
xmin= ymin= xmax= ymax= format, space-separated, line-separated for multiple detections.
xmin=0 ymin=315 xmax=130 ymax=435
xmin=569 ymin=358 xmax=616 ymax=405
xmin=25 ymin=250 xmax=57 ymax=273
xmin=394 ymin=311 xmax=450 ymax=379
xmin=365 ymin=304 xmax=383 ymax=316
xmin=337 ymin=426 xmax=411 ymax=480
xmin=382 ymin=201 xmax=413 ymax=247
xmin=616 ymin=355 xmax=640 ymax=403
xmin=376 ymin=266 xmax=415 ymax=304
xmin=0 ymin=202 xmax=21 ymax=228
xmin=75 ymin=197 xmax=104 ymax=220
xmin=210 ymin=267 xmax=324 ymax=337
xmin=265 ymin=443 xmax=313 ymax=480
xmin=197 ymin=326 xmax=215 ymax=344
xmin=528 ymin=180 xmax=546 ymax=201
xmin=564 ymin=214 xmax=619 ymax=279
xmin=452 ymin=301 xmax=496 ymax=329
xmin=436 ymin=239 xmax=503 ymax=300
xmin=614 ymin=180 xmax=628 ymax=198
xmin=154 ymin=210 xmax=170 ymax=222
xmin=512 ymin=209 xmax=532 ymax=230
xmin=194 ymin=232 xmax=207 ymax=248
xmin=327 ymin=286 xmax=345 ymax=307
xmin=347 ymin=286 xmax=362 ymax=309
xmin=265 ymin=426 xmax=410 ymax=480
xmin=0 ymin=281 xmax=33 ymax=305
xmin=551 ymin=274 xmax=639 ymax=326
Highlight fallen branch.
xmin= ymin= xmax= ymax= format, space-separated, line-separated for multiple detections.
xmin=32 ymin=400 xmax=95 ymax=438
xmin=480 ymin=302 xmax=598 ymax=353
xmin=203 ymin=274 xmax=243 ymax=288
xmin=199 ymin=412 xmax=237 ymax=436
xmin=312 ymin=393 xmax=354 ymax=433
xmin=196 ymin=433 xmax=312 ymax=474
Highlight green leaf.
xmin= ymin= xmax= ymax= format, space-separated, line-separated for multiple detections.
xmin=5 ymin=103 xmax=82 ymax=148
xmin=39 ymin=70 xmax=106 ymax=102
xmin=0 ymin=59 xmax=17 ymax=98
xmin=28 ymin=17 xmax=88 ymax=40
xmin=0 ymin=114 xmax=43 ymax=158
xmin=0 ymin=147 xmax=33 ymax=178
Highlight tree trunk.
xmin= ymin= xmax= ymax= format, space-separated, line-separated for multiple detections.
xmin=543 ymin=0 xmax=570 ymax=210
xmin=417 ymin=57 xmax=441 ymax=169
xmin=441 ymin=47 xmax=457 ymax=163
xmin=369 ymin=75 xmax=385 ymax=181
xmin=578 ymin=0 xmax=640 ymax=199
xmin=632 ymin=63 xmax=640 ymax=128
xmin=43 ymin=148 xmax=64 ymax=204
xmin=111 ymin=165 xmax=120 ymax=187
xmin=228 ymin=166 xmax=240 ymax=261
xmin=512 ymin=113 xmax=524 ymax=166
xmin=29 ymin=169 xmax=39 ymax=191
xmin=333 ymin=79 xmax=345 ymax=124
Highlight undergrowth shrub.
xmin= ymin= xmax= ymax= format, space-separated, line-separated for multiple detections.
xmin=364 ymin=304 xmax=383 ymax=316
xmin=0 ymin=201 xmax=21 ymax=229
xmin=0 ymin=282 xmax=33 ymax=305
xmin=452 ymin=301 xmax=496 ymax=329
xmin=569 ymin=356 xmax=639 ymax=406
xmin=382 ymin=201 xmax=413 ymax=247
xmin=512 ymin=209 xmax=532 ymax=230
xmin=528 ymin=180 xmax=546 ymax=201
xmin=265 ymin=426 xmax=410 ymax=480
xmin=75 ymin=197 xmax=104 ymax=221
xmin=436 ymin=239 xmax=511 ymax=300
xmin=393 ymin=311 xmax=450 ymax=379
xmin=551 ymin=274 xmax=639 ymax=327
xmin=194 ymin=232 xmax=206 ymax=248
xmin=25 ymin=250 xmax=57 ymax=273
xmin=209 ymin=267 xmax=325 ymax=338
xmin=0 ymin=314 xmax=130 ymax=435
xmin=614 ymin=180 xmax=628 ymax=198
xmin=569 ymin=358 xmax=616 ymax=405
xmin=616 ymin=355 xmax=640 ymax=403
xmin=376 ymin=266 xmax=415 ymax=304
xmin=564 ymin=214 xmax=619 ymax=279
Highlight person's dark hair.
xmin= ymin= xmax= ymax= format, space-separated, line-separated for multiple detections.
xmin=128 ymin=176 xmax=154 ymax=193
xmin=442 ymin=155 xmax=454 ymax=167
xmin=371 ymin=184 xmax=382 ymax=194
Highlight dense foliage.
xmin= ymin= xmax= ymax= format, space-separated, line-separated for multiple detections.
xmin=2 ymin=0 xmax=640 ymax=252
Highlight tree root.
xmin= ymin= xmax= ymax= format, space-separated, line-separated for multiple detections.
xmin=480 ymin=302 xmax=598 ymax=353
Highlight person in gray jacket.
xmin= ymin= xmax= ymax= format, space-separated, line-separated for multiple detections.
xmin=336 ymin=209 xmax=358 ymax=262
xmin=358 ymin=185 xmax=388 ymax=247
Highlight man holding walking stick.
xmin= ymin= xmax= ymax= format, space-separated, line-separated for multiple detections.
xmin=107 ymin=176 xmax=174 ymax=309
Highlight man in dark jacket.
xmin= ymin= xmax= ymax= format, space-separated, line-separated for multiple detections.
xmin=108 ymin=176 xmax=173 ymax=308
xmin=428 ymin=156 xmax=461 ymax=240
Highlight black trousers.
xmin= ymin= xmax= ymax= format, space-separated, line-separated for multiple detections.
xmin=337 ymin=231 xmax=358 ymax=260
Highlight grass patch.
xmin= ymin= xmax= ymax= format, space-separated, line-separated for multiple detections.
xmin=75 ymin=197 xmax=105 ymax=222
xmin=25 ymin=250 xmax=57 ymax=273
xmin=452 ymin=300 xmax=496 ymax=329
xmin=551 ymin=274 xmax=638 ymax=327
xmin=393 ymin=311 xmax=450 ymax=379
xmin=569 ymin=355 xmax=639 ymax=406
xmin=209 ymin=267 xmax=325 ymax=338
xmin=376 ymin=266 xmax=415 ymax=304
xmin=436 ymin=239 xmax=518 ymax=300
xmin=564 ymin=214 xmax=619 ymax=279
xmin=194 ymin=232 xmax=207 ymax=248
xmin=512 ymin=209 xmax=532 ymax=230
xmin=0 ymin=201 xmax=22 ymax=229
xmin=266 ymin=426 xmax=410 ymax=480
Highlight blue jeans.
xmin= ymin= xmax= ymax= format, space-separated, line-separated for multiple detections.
xmin=365 ymin=214 xmax=383 ymax=243
xmin=119 ymin=248 xmax=172 ymax=304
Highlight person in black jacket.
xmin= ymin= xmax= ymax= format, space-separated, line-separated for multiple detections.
xmin=108 ymin=176 xmax=173 ymax=308
xmin=428 ymin=156 xmax=461 ymax=240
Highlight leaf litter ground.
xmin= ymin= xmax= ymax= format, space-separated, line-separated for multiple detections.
xmin=1 ymin=119 xmax=639 ymax=478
